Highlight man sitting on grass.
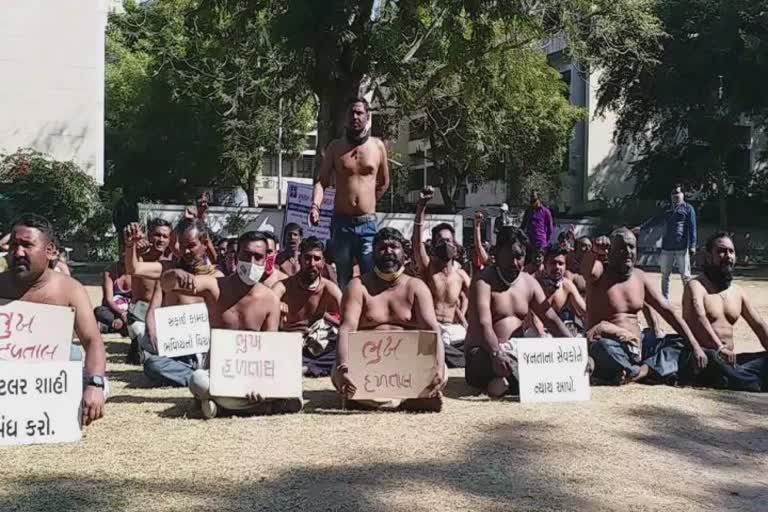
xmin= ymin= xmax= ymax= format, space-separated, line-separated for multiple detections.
xmin=583 ymin=228 xmax=708 ymax=385
xmin=160 ymin=231 xmax=296 ymax=418
xmin=682 ymin=232 xmax=768 ymax=391
xmin=271 ymin=236 xmax=342 ymax=377
xmin=0 ymin=214 xmax=107 ymax=425
xmin=465 ymin=226 xmax=571 ymax=398
xmin=333 ymin=227 xmax=445 ymax=411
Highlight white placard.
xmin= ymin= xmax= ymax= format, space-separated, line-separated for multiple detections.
xmin=0 ymin=361 xmax=82 ymax=446
xmin=284 ymin=181 xmax=335 ymax=241
xmin=0 ymin=300 xmax=74 ymax=362
xmin=347 ymin=331 xmax=440 ymax=400
xmin=516 ymin=337 xmax=591 ymax=403
xmin=154 ymin=303 xmax=210 ymax=358
xmin=209 ymin=330 xmax=303 ymax=399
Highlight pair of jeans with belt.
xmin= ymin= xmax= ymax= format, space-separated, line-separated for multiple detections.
xmin=330 ymin=214 xmax=377 ymax=290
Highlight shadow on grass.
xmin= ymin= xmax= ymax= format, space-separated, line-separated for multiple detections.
xmin=104 ymin=339 xmax=130 ymax=365
xmin=0 ymin=420 xmax=599 ymax=511
xmin=622 ymin=404 xmax=768 ymax=469
xmin=3 ymin=415 xmax=766 ymax=511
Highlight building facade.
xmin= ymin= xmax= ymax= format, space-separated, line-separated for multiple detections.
xmin=0 ymin=0 xmax=108 ymax=184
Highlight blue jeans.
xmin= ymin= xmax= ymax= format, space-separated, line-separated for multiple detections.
xmin=330 ymin=214 xmax=377 ymax=290
xmin=143 ymin=354 xmax=197 ymax=387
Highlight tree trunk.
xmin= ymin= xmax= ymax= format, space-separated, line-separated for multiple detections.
xmin=717 ymin=166 xmax=728 ymax=228
xmin=245 ymin=170 xmax=257 ymax=207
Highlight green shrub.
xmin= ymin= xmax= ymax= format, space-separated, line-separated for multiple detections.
xmin=0 ymin=148 xmax=100 ymax=238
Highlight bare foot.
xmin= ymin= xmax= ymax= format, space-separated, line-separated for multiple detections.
xmin=619 ymin=365 xmax=649 ymax=385
xmin=487 ymin=377 xmax=509 ymax=398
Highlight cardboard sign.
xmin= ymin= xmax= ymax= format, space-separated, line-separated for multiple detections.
xmin=347 ymin=331 xmax=440 ymax=400
xmin=154 ymin=303 xmax=211 ymax=358
xmin=0 ymin=361 xmax=83 ymax=446
xmin=208 ymin=330 xmax=303 ymax=399
xmin=516 ymin=337 xmax=591 ymax=403
xmin=0 ymin=300 xmax=74 ymax=362
xmin=284 ymin=181 xmax=335 ymax=241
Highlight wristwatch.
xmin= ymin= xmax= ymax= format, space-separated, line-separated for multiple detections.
xmin=491 ymin=350 xmax=501 ymax=358
xmin=84 ymin=375 xmax=107 ymax=389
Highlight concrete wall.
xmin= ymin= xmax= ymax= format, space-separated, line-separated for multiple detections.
xmin=0 ymin=0 xmax=107 ymax=184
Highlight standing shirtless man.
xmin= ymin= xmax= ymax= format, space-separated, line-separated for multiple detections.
xmin=682 ymin=232 xmax=768 ymax=391
xmin=272 ymin=236 xmax=342 ymax=377
xmin=276 ymin=223 xmax=303 ymax=277
xmin=465 ymin=226 xmax=571 ymax=397
xmin=125 ymin=218 xmax=172 ymax=364
xmin=160 ymin=231 xmax=291 ymax=417
xmin=0 ymin=214 xmax=106 ymax=425
xmin=583 ymin=228 xmax=707 ymax=384
xmin=310 ymin=97 xmax=390 ymax=290
xmin=333 ymin=228 xmax=444 ymax=411
xmin=413 ymin=187 xmax=470 ymax=367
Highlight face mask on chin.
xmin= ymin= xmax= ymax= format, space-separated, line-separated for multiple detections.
xmin=237 ymin=260 xmax=265 ymax=286
xmin=345 ymin=126 xmax=370 ymax=146
xmin=374 ymin=254 xmax=404 ymax=282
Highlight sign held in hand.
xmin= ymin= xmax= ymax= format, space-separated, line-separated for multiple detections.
xmin=515 ymin=337 xmax=591 ymax=403
xmin=154 ymin=303 xmax=210 ymax=358
xmin=209 ymin=330 xmax=303 ymax=399
xmin=0 ymin=361 xmax=83 ymax=446
xmin=347 ymin=331 xmax=440 ymax=400
xmin=0 ymin=300 xmax=74 ymax=362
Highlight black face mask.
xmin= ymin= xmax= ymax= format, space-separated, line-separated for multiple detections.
xmin=345 ymin=127 xmax=370 ymax=146
xmin=432 ymin=241 xmax=457 ymax=262
xmin=704 ymin=263 xmax=733 ymax=291
xmin=374 ymin=253 xmax=402 ymax=273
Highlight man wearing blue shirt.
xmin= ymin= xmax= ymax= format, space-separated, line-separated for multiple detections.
xmin=637 ymin=184 xmax=697 ymax=300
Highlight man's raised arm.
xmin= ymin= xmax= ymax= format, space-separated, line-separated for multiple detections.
xmin=412 ymin=188 xmax=432 ymax=274
xmin=160 ymin=269 xmax=217 ymax=300
xmin=123 ymin=223 xmax=166 ymax=279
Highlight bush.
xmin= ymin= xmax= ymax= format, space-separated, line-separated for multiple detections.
xmin=0 ymin=148 xmax=100 ymax=238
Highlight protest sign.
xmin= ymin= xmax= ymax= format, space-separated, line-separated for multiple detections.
xmin=209 ymin=330 xmax=303 ymax=399
xmin=154 ymin=303 xmax=210 ymax=358
xmin=0 ymin=300 xmax=74 ymax=362
xmin=0 ymin=361 xmax=82 ymax=446
xmin=284 ymin=181 xmax=335 ymax=241
xmin=516 ymin=337 xmax=590 ymax=403
xmin=347 ymin=331 xmax=440 ymax=400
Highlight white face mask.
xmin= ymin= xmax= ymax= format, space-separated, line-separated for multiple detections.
xmin=237 ymin=260 xmax=265 ymax=286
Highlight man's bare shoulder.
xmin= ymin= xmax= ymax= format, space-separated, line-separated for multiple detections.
xmin=321 ymin=277 xmax=341 ymax=294
xmin=253 ymin=282 xmax=279 ymax=302
xmin=404 ymin=274 xmax=430 ymax=294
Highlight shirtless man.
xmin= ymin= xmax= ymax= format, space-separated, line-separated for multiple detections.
xmin=125 ymin=219 xmax=221 ymax=387
xmin=124 ymin=218 xmax=172 ymax=364
xmin=566 ymin=236 xmax=591 ymax=295
xmin=160 ymin=231 xmax=291 ymax=417
xmin=261 ymin=231 xmax=288 ymax=288
xmin=413 ymin=187 xmax=471 ymax=367
xmin=528 ymin=245 xmax=587 ymax=336
xmin=276 ymin=223 xmax=303 ymax=277
xmin=333 ymin=227 xmax=444 ymax=411
xmin=310 ymin=97 xmax=390 ymax=290
xmin=0 ymin=214 xmax=107 ymax=425
xmin=272 ymin=236 xmax=342 ymax=377
xmin=465 ymin=227 xmax=571 ymax=397
xmin=682 ymin=232 xmax=768 ymax=391
xmin=583 ymin=228 xmax=707 ymax=384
